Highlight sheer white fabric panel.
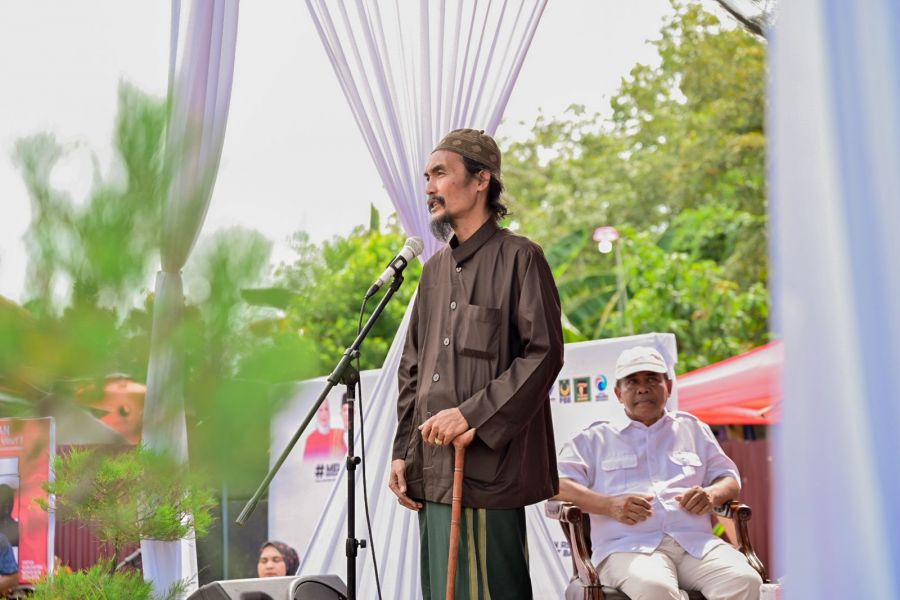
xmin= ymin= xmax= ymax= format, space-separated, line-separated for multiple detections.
xmin=141 ymin=1 xmax=239 ymax=596
xmin=771 ymin=0 xmax=900 ymax=597
xmin=306 ymin=0 xmax=547 ymax=260
xmin=297 ymin=2 xmax=566 ymax=597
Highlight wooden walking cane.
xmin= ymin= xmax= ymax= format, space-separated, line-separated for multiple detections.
xmin=447 ymin=428 xmax=476 ymax=600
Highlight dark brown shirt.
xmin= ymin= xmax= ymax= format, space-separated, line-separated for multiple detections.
xmin=393 ymin=219 xmax=564 ymax=509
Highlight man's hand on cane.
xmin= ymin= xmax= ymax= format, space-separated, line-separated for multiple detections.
xmin=419 ymin=408 xmax=470 ymax=446
xmin=451 ymin=427 xmax=476 ymax=449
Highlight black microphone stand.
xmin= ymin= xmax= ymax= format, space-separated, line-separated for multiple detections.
xmin=236 ymin=274 xmax=406 ymax=600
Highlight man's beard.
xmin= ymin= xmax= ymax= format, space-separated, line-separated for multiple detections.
xmin=430 ymin=214 xmax=453 ymax=242
xmin=428 ymin=196 xmax=454 ymax=241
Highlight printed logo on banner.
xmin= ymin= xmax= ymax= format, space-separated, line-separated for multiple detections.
xmin=595 ymin=375 xmax=609 ymax=401
xmin=314 ymin=462 xmax=342 ymax=483
xmin=558 ymin=379 xmax=572 ymax=404
xmin=574 ymin=377 xmax=591 ymax=402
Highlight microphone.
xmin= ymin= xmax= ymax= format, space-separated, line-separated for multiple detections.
xmin=365 ymin=237 xmax=425 ymax=299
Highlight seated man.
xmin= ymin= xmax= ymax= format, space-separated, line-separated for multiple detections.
xmin=0 ymin=533 xmax=18 ymax=597
xmin=554 ymin=346 xmax=762 ymax=600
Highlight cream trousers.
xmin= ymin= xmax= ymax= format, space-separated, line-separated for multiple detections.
xmin=598 ymin=535 xmax=762 ymax=600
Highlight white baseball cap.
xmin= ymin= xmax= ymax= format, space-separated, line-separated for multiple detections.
xmin=615 ymin=346 xmax=669 ymax=379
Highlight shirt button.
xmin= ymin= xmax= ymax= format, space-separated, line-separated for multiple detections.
xmin=443 ymin=337 xmax=450 ymax=346
xmin=455 ymin=265 xmax=462 ymax=273
xmin=432 ymin=373 xmax=440 ymax=382
xmin=450 ymin=301 xmax=457 ymax=310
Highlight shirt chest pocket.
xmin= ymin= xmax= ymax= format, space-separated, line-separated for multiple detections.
xmin=669 ymin=451 xmax=703 ymax=478
xmin=599 ymin=453 xmax=638 ymax=493
xmin=458 ymin=305 xmax=500 ymax=359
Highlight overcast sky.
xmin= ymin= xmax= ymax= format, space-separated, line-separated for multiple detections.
xmin=0 ymin=1 xmax=687 ymax=303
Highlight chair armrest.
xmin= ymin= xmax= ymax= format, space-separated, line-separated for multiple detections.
xmin=714 ymin=500 xmax=769 ymax=582
xmin=545 ymin=500 xmax=602 ymax=590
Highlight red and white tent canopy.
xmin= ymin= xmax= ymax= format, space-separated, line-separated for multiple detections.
xmin=677 ymin=342 xmax=782 ymax=425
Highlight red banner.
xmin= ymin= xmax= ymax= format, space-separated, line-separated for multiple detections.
xmin=0 ymin=418 xmax=54 ymax=583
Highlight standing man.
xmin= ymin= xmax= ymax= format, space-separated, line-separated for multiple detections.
xmin=388 ymin=128 xmax=564 ymax=599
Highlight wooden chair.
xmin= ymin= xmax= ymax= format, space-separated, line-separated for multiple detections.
xmin=545 ymin=500 xmax=769 ymax=600
xmin=5 ymin=585 xmax=35 ymax=598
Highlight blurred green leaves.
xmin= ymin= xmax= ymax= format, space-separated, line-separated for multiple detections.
xmin=30 ymin=561 xmax=184 ymax=600
xmin=3 ymin=82 xmax=321 ymax=492
xmin=14 ymin=82 xmax=167 ymax=310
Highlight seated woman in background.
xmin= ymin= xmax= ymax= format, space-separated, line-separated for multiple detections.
xmin=257 ymin=540 xmax=299 ymax=578
xmin=0 ymin=533 xmax=17 ymax=597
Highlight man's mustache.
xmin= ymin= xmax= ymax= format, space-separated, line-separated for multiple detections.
xmin=427 ymin=195 xmax=445 ymax=210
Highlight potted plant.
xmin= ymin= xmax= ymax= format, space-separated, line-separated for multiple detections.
xmin=34 ymin=445 xmax=215 ymax=599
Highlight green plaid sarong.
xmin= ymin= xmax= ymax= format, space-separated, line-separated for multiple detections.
xmin=418 ymin=501 xmax=532 ymax=600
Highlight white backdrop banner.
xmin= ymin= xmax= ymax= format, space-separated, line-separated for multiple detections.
xmin=268 ymin=331 xmax=677 ymax=598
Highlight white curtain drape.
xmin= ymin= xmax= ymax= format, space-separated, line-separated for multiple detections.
xmin=306 ymin=0 xmax=547 ymax=259
xmin=296 ymin=2 xmax=567 ymax=598
xmin=141 ymin=1 xmax=239 ymax=596
xmin=771 ymin=1 xmax=900 ymax=597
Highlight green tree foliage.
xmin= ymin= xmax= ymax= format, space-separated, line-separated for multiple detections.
xmin=3 ymin=82 xmax=168 ymax=402
xmin=13 ymin=82 xmax=167 ymax=310
xmin=179 ymin=227 xmax=320 ymax=492
xmin=504 ymin=1 xmax=769 ymax=371
xmin=33 ymin=448 xmax=206 ymax=599
xmin=274 ymin=213 xmax=422 ymax=373
xmin=40 ymin=447 xmax=216 ymax=569
xmin=30 ymin=562 xmax=180 ymax=600
xmin=623 ymin=232 xmax=768 ymax=372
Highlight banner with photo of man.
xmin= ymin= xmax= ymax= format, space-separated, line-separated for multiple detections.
xmin=0 ymin=417 xmax=55 ymax=583
xmin=269 ymin=372 xmax=382 ymax=558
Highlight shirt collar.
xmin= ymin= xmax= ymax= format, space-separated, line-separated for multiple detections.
xmin=450 ymin=218 xmax=500 ymax=265
xmin=610 ymin=409 xmax=675 ymax=433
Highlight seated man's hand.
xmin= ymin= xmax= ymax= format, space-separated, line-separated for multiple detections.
xmin=608 ymin=494 xmax=653 ymax=525
xmin=676 ymin=485 xmax=714 ymax=515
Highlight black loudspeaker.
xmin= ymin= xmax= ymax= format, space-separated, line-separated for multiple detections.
xmin=187 ymin=575 xmax=348 ymax=600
